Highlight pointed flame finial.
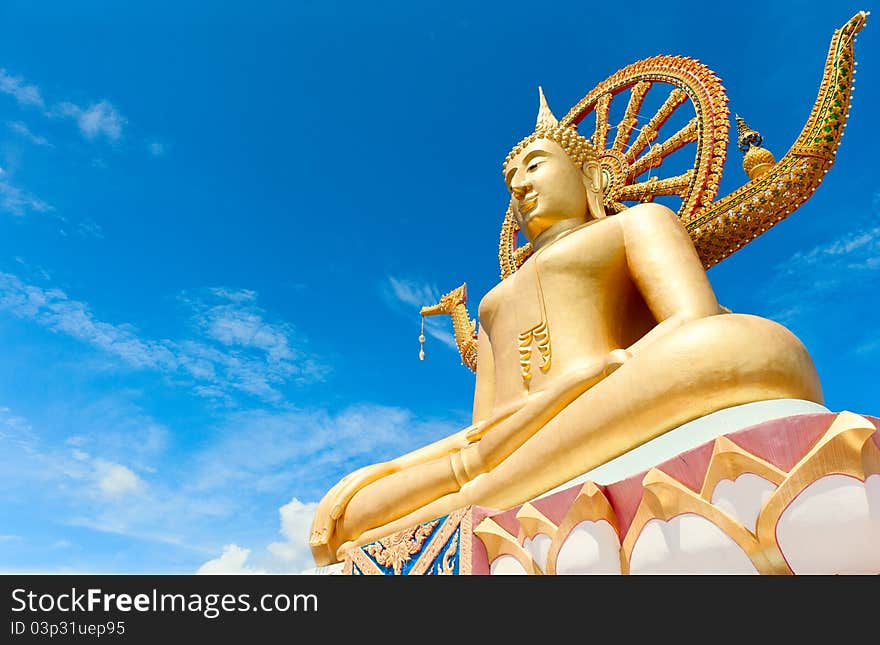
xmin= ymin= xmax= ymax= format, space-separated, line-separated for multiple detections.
xmin=734 ymin=113 xmax=776 ymax=180
xmin=735 ymin=113 xmax=763 ymax=153
xmin=536 ymin=86 xmax=559 ymax=131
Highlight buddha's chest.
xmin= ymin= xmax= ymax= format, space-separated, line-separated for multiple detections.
xmin=479 ymin=221 xmax=627 ymax=336
xmin=478 ymin=221 xmax=631 ymax=398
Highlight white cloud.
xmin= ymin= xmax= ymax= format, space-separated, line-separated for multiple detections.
xmin=759 ymin=200 xmax=880 ymax=351
xmin=148 ymin=141 xmax=165 ymax=157
xmin=0 ymin=274 xmax=327 ymax=401
xmin=197 ymin=498 xmax=319 ymax=575
xmin=7 ymin=121 xmax=51 ymax=146
xmin=0 ymin=180 xmax=53 ymax=217
xmin=0 ymin=68 xmax=145 ymax=148
xmin=855 ymin=337 xmax=880 ymax=357
xmin=94 ymin=460 xmax=142 ymax=497
xmin=386 ymin=276 xmax=441 ymax=310
xmin=192 ymin=292 xmax=296 ymax=364
xmin=265 ymin=498 xmax=319 ymax=572
xmin=197 ymin=544 xmax=264 ymax=574
xmin=209 ymin=287 xmax=257 ymax=303
xmin=0 ymin=69 xmax=44 ymax=108
xmin=77 ymin=218 xmax=104 ymax=238
xmin=1 ymin=390 xmax=466 ymax=572
xmin=778 ymin=225 xmax=880 ymax=277
xmin=57 ymin=100 xmax=125 ymax=142
xmin=0 ymin=273 xmax=177 ymax=370
xmin=189 ymin=403 xmax=464 ymax=504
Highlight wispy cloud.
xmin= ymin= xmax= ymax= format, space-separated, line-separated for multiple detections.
xmin=76 ymin=217 xmax=104 ymax=238
xmin=776 ymin=225 xmax=880 ymax=279
xmin=855 ymin=336 xmax=880 ymax=357
xmin=0 ymin=69 xmax=45 ymax=109
xmin=56 ymin=100 xmax=125 ymax=142
xmin=1 ymin=386 xmax=465 ymax=572
xmin=0 ymin=402 xmax=218 ymax=557
xmin=0 ymin=177 xmax=53 ymax=217
xmin=187 ymin=288 xmax=296 ymax=364
xmin=148 ymin=141 xmax=166 ymax=157
xmin=188 ymin=403 xmax=463 ymax=503
xmin=191 ymin=401 xmax=466 ymax=575
xmin=0 ymin=273 xmax=327 ymax=402
xmin=0 ymin=404 xmax=148 ymax=504
xmin=382 ymin=276 xmax=459 ymax=351
xmin=1 ymin=68 xmax=133 ymax=146
xmin=760 ymin=197 xmax=880 ymax=353
xmin=0 ymin=272 xmax=176 ymax=370
xmin=7 ymin=121 xmax=51 ymax=147
xmin=386 ymin=276 xmax=441 ymax=310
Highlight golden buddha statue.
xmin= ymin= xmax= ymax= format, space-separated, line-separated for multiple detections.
xmin=308 ymin=97 xmax=822 ymax=566
xmin=309 ymin=11 xmax=867 ymax=565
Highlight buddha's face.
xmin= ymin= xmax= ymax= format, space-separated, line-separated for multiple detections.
xmin=504 ymin=138 xmax=593 ymax=242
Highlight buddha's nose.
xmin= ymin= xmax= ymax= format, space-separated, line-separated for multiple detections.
xmin=511 ymin=183 xmax=528 ymax=200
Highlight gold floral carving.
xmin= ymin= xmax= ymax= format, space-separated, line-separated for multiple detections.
xmin=435 ymin=534 xmax=459 ymax=575
xmin=364 ymin=520 xmax=439 ymax=575
xmin=344 ymin=506 xmax=471 ymax=575
xmin=458 ymin=506 xmax=473 ymax=575
xmin=347 ymin=548 xmax=383 ymax=575
xmin=409 ymin=506 xmax=468 ymax=575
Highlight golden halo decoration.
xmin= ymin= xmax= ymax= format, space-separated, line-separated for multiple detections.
xmin=500 ymin=55 xmax=729 ymax=280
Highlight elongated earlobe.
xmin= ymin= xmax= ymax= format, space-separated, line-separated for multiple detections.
xmin=582 ymin=161 xmax=606 ymax=219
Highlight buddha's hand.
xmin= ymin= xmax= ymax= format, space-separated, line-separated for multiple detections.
xmin=309 ymin=461 xmax=399 ymax=549
xmin=602 ymin=348 xmax=633 ymax=376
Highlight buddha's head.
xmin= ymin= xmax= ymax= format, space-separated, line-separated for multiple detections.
xmin=503 ymin=88 xmax=605 ymax=243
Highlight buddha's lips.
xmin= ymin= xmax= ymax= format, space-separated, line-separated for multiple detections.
xmin=519 ymin=196 xmax=538 ymax=215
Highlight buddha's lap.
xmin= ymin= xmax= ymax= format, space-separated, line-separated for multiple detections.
xmin=445 ymin=314 xmax=820 ymax=506
xmin=332 ymin=313 xmax=821 ymax=552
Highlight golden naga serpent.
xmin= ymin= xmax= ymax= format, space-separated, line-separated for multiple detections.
xmin=422 ymin=11 xmax=868 ymax=373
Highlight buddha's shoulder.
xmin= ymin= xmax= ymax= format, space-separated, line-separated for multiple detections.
xmin=478 ymin=275 xmax=511 ymax=321
xmin=552 ymin=204 xmax=684 ymax=257
xmin=614 ymin=203 xmax=683 ymax=230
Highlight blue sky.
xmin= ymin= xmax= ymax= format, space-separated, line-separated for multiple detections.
xmin=0 ymin=1 xmax=876 ymax=573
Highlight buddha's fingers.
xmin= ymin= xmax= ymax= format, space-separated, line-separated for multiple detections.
xmin=330 ymin=461 xmax=400 ymax=521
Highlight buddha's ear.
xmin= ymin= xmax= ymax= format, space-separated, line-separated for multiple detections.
xmin=581 ymin=159 xmax=607 ymax=219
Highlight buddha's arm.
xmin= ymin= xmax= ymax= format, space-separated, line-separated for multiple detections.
xmin=471 ymin=324 xmax=495 ymax=424
xmin=621 ymin=203 xmax=722 ymax=357
xmin=313 ymin=329 xmax=508 ymax=532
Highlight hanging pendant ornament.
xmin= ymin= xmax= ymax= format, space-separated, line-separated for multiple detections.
xmin=419 ymin=316 xmax=426 ymax=361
